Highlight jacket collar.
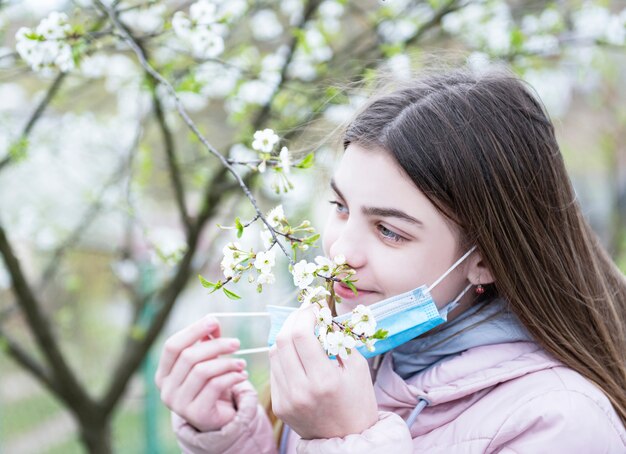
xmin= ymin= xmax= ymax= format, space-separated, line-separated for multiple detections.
xmin=374 ymin=341 xmax=561 ymax=431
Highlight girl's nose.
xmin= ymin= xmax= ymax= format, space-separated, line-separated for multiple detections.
xmin=328 ymin=224 xmax=367 ymax=270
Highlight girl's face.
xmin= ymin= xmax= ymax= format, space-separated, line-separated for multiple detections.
xmin=322 ymin=143 xmax=472 ymax=315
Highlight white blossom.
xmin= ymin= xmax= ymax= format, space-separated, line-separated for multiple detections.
xmin=252 ymin=128 xmax=280 ymax=153
xmin=386 ymin=54 xmax=411 ymax=79
xmin=573 ymin=4 xmax=610 ymax=41
xmin=189 ymin=29 xmax=224 ymax=59
xmin=36 ymin=11 xmax=71 ymax=39
xmin=303 ymin=286 xmax=331 ymax=306
xmin=190 ymin=0 xmax=218 ymax=25
xmin=350 ymin=304 xmax=376 ymax=337
xmin=172 ymin=11 xmax=193 ymax=38
xmin=260 ymin=228 xmax=274 ymax=250
xmin=267 ymin=205 xmax=286 ymax=228
xmin=15 ymin=12 xmax=75 ymax=74
xmin=522 ymin=35 xmax=559 ymax=55
xmin=234 ymin=79 xmax=275 ymax=107
xmin=251 ymin=9 xmax=283 ymax=41
xmin=220 ymin=242 xmax=246 ymax=278
xmin=314 ymin=255 xmax=333 ymax=271
xmin=605 ymin=12 xmax=626 ymax=45
xmin=254 ymin=249 xmax=276 ymax=274
xmin=120 ymin=4 xmax=165 ymax=34
xmin=279 ymin=146 xmax=291 ymax=174
xmin=257 ymin=271 xmax=276 ymax=285
xmin=313 ymin=302 xmax=333 ymax=325
xmin=292 ymin=259 xmax=317 ymax=289
xmin=222 ymin=241 xmax=243 ymax=260
xmin=197 ymin=61 xmax=240 ymax=98
xmin=333 ymin=254 xmax=346 ymax=266
xmin=325 ymin=331 xmax=356 ymax=359
xmin=173 ymin=2 xmax=228 ymax=59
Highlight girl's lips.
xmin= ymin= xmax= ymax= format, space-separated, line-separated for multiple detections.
xmin=333 ymin=282 xmax=375 ymax=299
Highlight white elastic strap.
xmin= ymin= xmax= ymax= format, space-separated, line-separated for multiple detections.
xmin=210 ymin=312 xmax=269 ymax=317
xmin=208 ymin=312 xmax=271 ymax=355
xmin=441 ymin=282 xmax=473 ymax=316
xmin=427 ymin=245 xmax=477 ymax=292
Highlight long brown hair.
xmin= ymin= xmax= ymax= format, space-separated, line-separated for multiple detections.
xmin=340 ymin=68 xmax=626 ymax=426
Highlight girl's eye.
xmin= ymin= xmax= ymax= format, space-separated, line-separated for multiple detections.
xmin=377 ymin=224 xmax=405 ymax=243
xmin=328 ymin=200 xmax=348 ymax=214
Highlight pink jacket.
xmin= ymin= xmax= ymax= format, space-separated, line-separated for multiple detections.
xmin=172 ymin=341 xmax=626 ymax=453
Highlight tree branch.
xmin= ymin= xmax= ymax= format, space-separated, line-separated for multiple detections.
xmin=37 ymin=127 xmax=142 ymax=291
xmin=251 ymin=0 xmax=323 ymax=131
xmin=99 ymin=167 xmax=237 ymax=416
xmin=0 ymin=73 xmax=66 ymax=172
xmin=151 ymin=84 xmax=192 ymax=232
xmin=0 ymin=326 xmax=62 ymax=396
xmin=0 ymin=225 xmax=91 ymax=409
xmin=94 ymin=0 xmax=293 ymax=261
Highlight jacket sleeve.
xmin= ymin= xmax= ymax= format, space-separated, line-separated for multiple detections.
xmin=295 ymin=410 xmax=413 ymax=454
xmin=171 ymin=381 xmax=278 ymax=454
xmin=487 ymin=390 xmax=626 ymax=453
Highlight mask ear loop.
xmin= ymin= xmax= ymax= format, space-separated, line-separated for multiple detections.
xmin=427 ymin=245 xmax=477 ymax=293
xmin=441 ymin=282 xmax=473 ymax=317
xmin=207 ymin=288 xmax=300 ymax=355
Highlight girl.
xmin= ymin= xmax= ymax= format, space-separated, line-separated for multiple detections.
xmin=155 ymin=69 xmax=626 ymax=453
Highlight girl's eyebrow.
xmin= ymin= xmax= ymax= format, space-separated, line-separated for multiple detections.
xmin=330 ymin=179 xmax=424 ymax=227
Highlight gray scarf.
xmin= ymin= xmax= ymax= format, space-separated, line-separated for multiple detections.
xmin=391 ymin=297 xmax=533 ymax=379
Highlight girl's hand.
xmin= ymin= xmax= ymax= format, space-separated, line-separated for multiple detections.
xmin=269 ymin=304 xmax=379 ymax=440
xmin=155 ymin=316 xmax=249 ymax=432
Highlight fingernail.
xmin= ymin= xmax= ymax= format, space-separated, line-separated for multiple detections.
xmin=241 ymin=370 xmax=249 ymax=377
xmin=230 ymin=338 xmax=240 ymax=349
xmin=236 ymin=359 xmax=247 ymax=368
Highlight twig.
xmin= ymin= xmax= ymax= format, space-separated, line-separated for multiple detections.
xmin=151 ymin=80 xmax=192 ymax=232
xmin=37 ymin=125 xmax=143 ymax=291
xmin=251 ymin=0 xmax=323 ymax=131
xmin=94 ymin=0 xmax=295 ymax=264
xmin=0 ymin=73 xmax=66 ymax=172
xmin=0 ymin=224 xmax=91 ymax=408
xmin=0 ymin=326 xmax=62 ymax=396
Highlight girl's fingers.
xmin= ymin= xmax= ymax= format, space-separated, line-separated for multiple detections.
xmin=290 ymin=305 xmax=332 ymax=380
xmin=269 ymin=345 xmax=288 ymax=415
xmin=193 ymin=370 xmax=249 ymax=407
xmin=155 ymin=315 xmax=221 ymax=387
xmin=164 ymin=337 xmax=241 ymax=391
xmin=166 ymin=357 xmax=247 ymax=407
xmin=273 ymin=311 xmax=308 ymax=389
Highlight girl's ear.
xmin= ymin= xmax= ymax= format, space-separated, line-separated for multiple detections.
xmin=466 ymin=252 xmax=495 ymax=285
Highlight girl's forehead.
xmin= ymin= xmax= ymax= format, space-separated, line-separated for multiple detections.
xmin=333 ymin=144 xmax=442 ymax=223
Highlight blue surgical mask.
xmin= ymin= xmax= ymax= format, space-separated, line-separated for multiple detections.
xmin=267 ymin=246 xmax=476 ymax=358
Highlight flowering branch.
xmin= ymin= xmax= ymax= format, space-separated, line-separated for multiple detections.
xmin=94 ymin=0 xmax=295 ymax=262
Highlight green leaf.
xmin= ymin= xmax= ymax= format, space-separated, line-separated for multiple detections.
xmin=198 ymin=275 xmax=216 ymax=289
xmin=235 ymin=217 xmax=244 ymax=238
xmin=222 ymin=287 xmax=242 ymax=300
xmin=295 ymin=152 xmax=315 ymax=169
xmin=344 ymin=280 xmax=358 ymax=296
xmin=305 ymin=233 xmax=320 ymax=244
xmin=372 ymin=329 xmax=389 ymax=340
xmin=8 ymin=137 xmax=29 ymax=161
